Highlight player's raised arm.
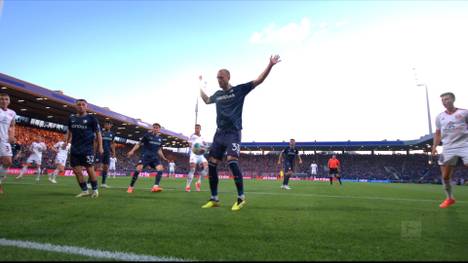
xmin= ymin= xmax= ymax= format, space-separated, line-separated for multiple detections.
xmin=200 ymin=88 xmax=211 ymax=104
xmin=252 ymin=55 xmax=281 ymax=88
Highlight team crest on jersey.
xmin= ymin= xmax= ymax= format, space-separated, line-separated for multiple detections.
xmin=83 ymin=119 xmax=88 ymax=124
xmin=455 ymin=114 xmax=463 ymax=120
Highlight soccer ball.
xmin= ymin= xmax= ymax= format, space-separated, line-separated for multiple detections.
xmin=192 ymin=143 xmax=206 ymax=155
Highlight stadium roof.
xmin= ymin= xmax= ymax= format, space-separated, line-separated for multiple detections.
xmin=0 ymin=72 xmax=189 ymax=148
xmin=240 ymin=134 xmax=434 ymax=152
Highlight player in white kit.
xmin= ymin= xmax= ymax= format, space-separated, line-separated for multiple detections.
xmin=168 ymin=160 xmax=176 ymax=179
xmin=0 ymin=93 xmax=16 ymax=194
xmin=185 ymin=124 xmax=208 ymax=192
xmin=432 ymin=92 xmax=468 ymax=208
xmin=49 ymin=139 xmax=70 ymax=184
xmin=109 ymin=156 xmax=117 ymax=178
xmin=310 ymin=161 xmax=318 ymax=177
xmin=16 ymin=136 xmax=47 ymax=181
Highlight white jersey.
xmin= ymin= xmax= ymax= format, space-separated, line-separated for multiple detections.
xmin=188 ymin=133 xmax=206 ymax=157
xmin=0 ymin=108 xmax=16 ymax=143
xmin=109 ymin=157 xmax=117 ymax=169
xmin=30 ymin=142 xmax=47 ymax=158
xmin=54 ymin=141 xmax=70 ymax=160
xmin=169 ymin=162 xmax=175 ymax=171
xmin=435 ymin=108 xmax=468 ymax=150
xmin=310 ymin=163 xmax=318 ymax=174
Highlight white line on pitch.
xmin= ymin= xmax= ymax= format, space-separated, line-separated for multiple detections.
xmin=0 ymin=238 xmax=188 ymax=261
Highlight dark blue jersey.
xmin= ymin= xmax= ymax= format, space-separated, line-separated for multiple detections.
xmin=139 ymin=132 xmax=163 ymax=159
xmin=209 ymin=81 xmax=254 ymax=131
xmin=68 ymin=114 xmax=100 ymax=155
xmin=101 ymin=129 xmax=115 ymax=154
xmin=11 ymin=143 xmax=21 ymax=158
xmin=283 ymin=146 xmax=299 ymax=163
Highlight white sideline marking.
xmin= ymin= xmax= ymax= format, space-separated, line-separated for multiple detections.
xmin=5 ymin=180 xmax=466 ymax=204
xmin=0 ymin=238 xmax=187 ymax=261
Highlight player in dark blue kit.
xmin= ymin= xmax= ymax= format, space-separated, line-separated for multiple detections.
xmin=277 ymin=138 xmax=303 ymax=190
xmin=96 ymin=120 xmax=115 ymax=188
xmin=126 ymin=123 xmax=169 ymax=193
xmin=200 ymin=55 xmax=281 ymax=211
xmin=66 ymin=99 xmax=103 ymax=198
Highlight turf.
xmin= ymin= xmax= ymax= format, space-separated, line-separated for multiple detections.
xmin=0 ymin=175 xmax=467 ymax=261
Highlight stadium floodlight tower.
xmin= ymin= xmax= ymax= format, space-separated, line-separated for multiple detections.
xmin=417 ymin=83 xmax=433 ymax=135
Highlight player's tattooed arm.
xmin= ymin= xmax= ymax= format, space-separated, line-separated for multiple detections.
xmin=158 ymin=148 xmax=169 ymax=162
xmin=96 ymin=131 xmax=104 ymax=154
xmin=277 ymin=151 xmax=283 ymax=165
xmin=127 ymin=143 xmax=141 ymax=157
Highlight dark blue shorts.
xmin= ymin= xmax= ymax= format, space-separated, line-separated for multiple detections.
xmin=137 ymin=157 xmax=161 ymax=169
xmin=70 ymin=153 xmax=95 ymax=168
xmin=96 ymin=152 xmax=111 ymax=165
xmin=284 ymin=161 xmax=294 ymax=172
xmin=209 ymin=129 xmax=241 ymax=160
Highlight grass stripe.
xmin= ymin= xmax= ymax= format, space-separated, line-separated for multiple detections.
xmin=5 ymin=180 xmax=467 ymax=204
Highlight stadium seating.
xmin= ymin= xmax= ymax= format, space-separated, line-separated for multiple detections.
xmin=12 ymin=124 xmax=467 ymax=183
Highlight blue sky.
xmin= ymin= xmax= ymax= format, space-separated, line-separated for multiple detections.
xmin=1 ymin=0 xmax=468 ymax=143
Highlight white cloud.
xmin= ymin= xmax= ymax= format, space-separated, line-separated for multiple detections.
xmin=238 ymin=14 xmax=468 ymax=142
xmin=249 ymin=17 xmax=312 ymax=46
xmin=103 ymin=13 xmax=468 ymax=143
xmin=0 ymin=0 xmax=4 ymax=20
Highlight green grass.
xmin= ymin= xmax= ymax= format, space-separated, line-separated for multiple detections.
xmin=0 ymin=175 xmax=467 ymax=261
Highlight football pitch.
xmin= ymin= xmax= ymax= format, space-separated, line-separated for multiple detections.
xmin=0 ymin=175 xmax=467 ymax=261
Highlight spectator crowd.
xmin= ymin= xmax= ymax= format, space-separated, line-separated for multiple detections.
xmin=12 ymin=124 xmax=467 ymax=184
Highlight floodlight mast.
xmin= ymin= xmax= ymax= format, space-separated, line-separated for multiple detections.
xmin=413 ymin=68 xmax=433 ymax=135
xmin=417 ymin=83 xmax=433 ymax=135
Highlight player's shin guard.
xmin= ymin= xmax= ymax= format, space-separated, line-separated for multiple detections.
xmin=187 ymin=168 xmax=195 ymax=187
xmin=52 ymin=169 xmax=59 ymax=180
xmin=102 ymin=170 xmax=108 ymax=184
xmin=443 ymin=178 xmax=453 ymax=199
xmin=19 ymin=166 xmax=27 ymax=177
xmin=283 ymin=174 xmax=290 ymax=186
xmin=130 ymin=170 xmax=140 ymax=187
xmin=155 ymin=170 xmax=163 ymax=185
xmin=0 ymin=165 xmax=6 ymax=180
xmin=79 ymin=182 xmax=88 ymax=191
xmin=36 ymin=168 xmax=41 ymax=181
xmin=228 ymin=160 xmax=244 ymax=199
xmin=200 ymin=167 xmax=208 ymax=182
xmin=208 ymin=161 xmax=219 ymax=199
xmin=90 ymin=180 xmax=98 ymax=190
